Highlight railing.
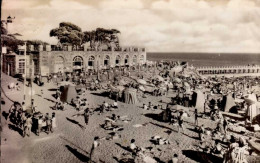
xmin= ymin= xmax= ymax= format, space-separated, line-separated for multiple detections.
xmin=20 ymin=45 xmax=146 ymax=53
xmin=196 ymin=65 xmax=260 ymax=75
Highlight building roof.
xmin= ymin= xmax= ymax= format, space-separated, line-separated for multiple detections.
xmin=5 ymin=52 xmax=17 ymax=56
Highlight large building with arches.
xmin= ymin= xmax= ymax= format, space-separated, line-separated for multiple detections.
xmin=38 ymin=45 xmax=146 ymax=76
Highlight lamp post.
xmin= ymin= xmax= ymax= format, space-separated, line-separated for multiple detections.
xmin=1 ymin=15 xmax=15 ymax=33
xmin=23 ymin=42 xmax=27 ymax=102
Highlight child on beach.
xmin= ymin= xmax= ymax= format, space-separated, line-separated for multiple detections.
xmin=89 ymin=136 xmax=101 ymax=162
xmin=194 ymin=109 xmax=199 ymax=126
xmin=143 ymin=104 xmax=148 ymax=110
xmin=172 ymin=154 xmax=178 ymax=163
xmin=177 ymin=112 xmax=185 ymax=134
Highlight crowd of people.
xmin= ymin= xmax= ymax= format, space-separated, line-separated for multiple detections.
xmin=6 ymin=102 xmax=56 ymax=137
xmin=3 ymin=60 xmax=260 ymax=162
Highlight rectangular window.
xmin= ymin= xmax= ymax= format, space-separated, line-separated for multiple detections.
xmin=18 ymin=61 xmax=25 ymax=74
xmin=88 ymin=61 xmax=93 ymax=66
xmin=104 ymin=60 xmax=108 ymax=65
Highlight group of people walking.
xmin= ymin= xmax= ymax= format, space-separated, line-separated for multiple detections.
xmin=7 ymin=101 xmax=56 ymax=137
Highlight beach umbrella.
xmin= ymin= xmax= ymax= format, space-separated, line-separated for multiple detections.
xmin=138 ymin=85 xmax=145 ymax=91
xmin=244 ymin=95 xmax=257 ymax=105
xmin=59 ymin=81 xmax=74 ymax=86
xmin=183 ymin=82 xmax=190 ymax=87
xmin=119 ymin=79 xmax=127 ymax=85
xmin=244 ymin=98 xmax=256 ymax=105
xmin=154 ymin=75 xmax=164 ymax=81
xmin=116 ymin=86 xmax=125 ymax=92
xmin=174 ymin=78 xmax=182 ymax=83
xmin=185 ymin=89 xmax=193 ymax=95
xmin=234 ymin=98 xmax=244 ymax=103
xmin=136 ymin=79 xmax=147 ymax=85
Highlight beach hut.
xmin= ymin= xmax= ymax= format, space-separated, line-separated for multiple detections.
xmin=223 ymin=94 xmax=236 ymax=112
xmin=193 ymin=90 xmax=205 ymax=113
xmin=245 ymin=94 xmax=260 ymax=123
xmin=60 ymin=85 xmax=77 ymax=103
xmin=123 ymin=88 xmax=138 ymax=104
xmin=169 ymin=66 xmax=183 ymax=77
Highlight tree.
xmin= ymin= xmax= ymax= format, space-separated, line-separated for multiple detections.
xmin=1 ymin=21 xmax=24 ymax=52
xmin=83 ymin=28 xmax=120 ymax=50
xmin=26 ymin=40 xmax=49 ymax=46
xmin=50 ymin=22 xmax=84 ymax=46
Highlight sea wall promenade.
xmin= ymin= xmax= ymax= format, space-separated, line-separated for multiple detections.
xmin=196 ymin=65 xmax=260 ymax=76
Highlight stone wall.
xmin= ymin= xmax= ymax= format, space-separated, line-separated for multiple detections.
xmin=39 ymin=50 xmax=146 ymax=75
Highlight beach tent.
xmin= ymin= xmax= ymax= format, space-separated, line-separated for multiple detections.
xmin=247 ymin=104 xmax=260 ymax=123
xmin=193 ymin=90 xmax=205 ymax=112
xmin=245 ymin=94 xmax=260 ymax=123
xmin=251 ymin=85 xmax=260 ymax=94
xmin=136 ymin=79 xmax=147 ymax=85
xmin=169 ymin=66 xmax=183 ymax=77
xmin=244 ymin=94 xmax=257 ymax=105
xmin=60 ymin=85 xmax=77 ymax=103
xmin=143 ymin=85 xmax=155 ymax=93
xmin=223 ymin=94 xmax=236 ymax=112
xmin=123 ymin=88 xmax=138 ymax=104
xmin=171 ymin=104 xmax=190 ymax=113
xmin=119 ymin=79 xmax=127 ymax=86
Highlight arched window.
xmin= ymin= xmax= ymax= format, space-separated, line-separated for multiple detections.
xmin=55 ymin=56 xmax=64 ymax=64
xmin=104 ymin=55 xmax=110 ymax=66
xmin=88 ymin=56 xmax=95 ymax=67
xmin=115 ymin=55 xmax=121 ymax=64
xmin=125 ymin=55 xmax=129 ymax=64
xmin=54 ymin=56 xmax=65 ymax=73
xmin=140 ymin=55 xmax=144 ymax=63
xmin=73 ymin=56 xmax=84 ymax=71
xmin=133 ymin=55 xmax=137 ymax=64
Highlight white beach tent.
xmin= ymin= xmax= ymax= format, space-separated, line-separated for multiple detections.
xmin=194 ymin=90 xmax=205 ymax=113
xmin=223 ymin=94 xmax=236 ymax=112
xmin=245 ymin=94 xmax=260 ymax=123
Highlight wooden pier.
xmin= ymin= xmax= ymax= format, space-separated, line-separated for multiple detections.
xmin=196 ymin=65 xmax=260 ymax=76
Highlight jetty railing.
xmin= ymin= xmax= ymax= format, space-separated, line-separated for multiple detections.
xmin=196 ymin=65 xmax=260 ymax=75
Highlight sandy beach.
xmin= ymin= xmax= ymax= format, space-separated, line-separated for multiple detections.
xmin=1 ymin=70 xmax=260 ymax=163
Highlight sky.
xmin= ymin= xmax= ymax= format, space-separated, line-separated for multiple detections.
xmin=2 ymin=0 xmax=260 ymax=53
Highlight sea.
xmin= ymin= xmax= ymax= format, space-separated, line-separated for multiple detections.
xmin=147 ymin=53 xmax=260 ymax=67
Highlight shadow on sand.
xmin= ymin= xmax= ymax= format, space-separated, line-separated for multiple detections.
xmin=144 ymin=113 xmax=163 ymax=122
xmin=115 ymin=143 xmax=132 ymax=153
xmin=66 ymin=117 xmax=86 ymax=129
xmin=91 ymin=92 xmax=110 ymax=98
xmin=150 ymin=122 xmax=176 ymax=132
xmin=182 ymin=150 xmax=222 ymax=163
xmin=8 ymin=124 xmax=23 ymax=136
xmin=44 ymin=98 xmax=56 ymax=103
xmin=48 ymin=88 xmax=58 ymax=91
xmin=2 ymin=111 xmax=9 ymax=120
xmin=65 ymin=145 xmax=89 ymax=162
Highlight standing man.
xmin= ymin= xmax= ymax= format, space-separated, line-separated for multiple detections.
xmin=25 ymin=114 xmax=32 ymax=137
xmin=83 ymin=108 xmax=89 ymax=126
xmin=177 ymin=111 xmax=185 ymax=134
xmin=194 ymin=109 xmax=199 ymax=126
xmin=45 ymin=113 xmax=51 ymax=134
xmin=89 ymin=136 xmax=101 ymax=162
